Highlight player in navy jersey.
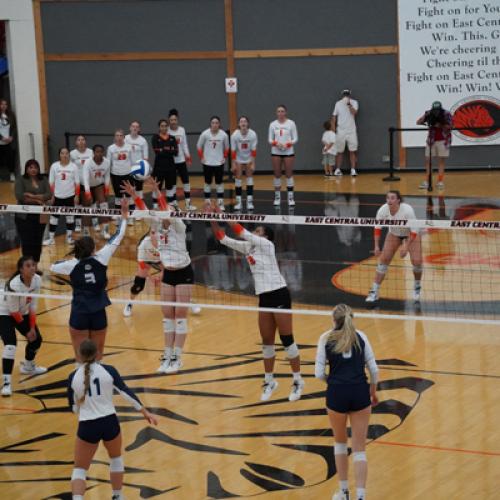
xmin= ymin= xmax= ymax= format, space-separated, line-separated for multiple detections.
xmin=50 ymin=199 xmax=129 ymax=362
xmin=68 ymin=339 xmax=157 ymax=500
xmin=315 ymin=304 xmax=379 ymax=500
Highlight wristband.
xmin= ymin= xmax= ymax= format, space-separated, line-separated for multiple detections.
xmin=251 ymin=150 xmax=257 ymax=158
xmin=215 ymin=230 xmax=225 ymax=241
xmin=75 ymin=185 xmax=81 ymax=196
xmin=374 ymin=228 xmax=382 ymax=237
xmin=233 ymin=223 xmax=244 ymax=235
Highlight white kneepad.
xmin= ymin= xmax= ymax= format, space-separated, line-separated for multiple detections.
xmin=284 ymin=342 xmax=299 ymax=359
xmin=376 ymin=263 xmax=388 ymax=275
xmin=262 ymin=345 xmax=276 ymax=359
xmin=3 ymin=344 xmax=16 ymax=360
xmin=162 ymin=318 xmax=175 ymax=333
xmin=352 ymin=451 xmax=367 ymax=462
xmin=71 ymin=468 xmax=87 ymax=481
xmin=334 ymin=443 xmax=348 ymax=455
xmin=110 ymin=456 xmax=124 ymax=473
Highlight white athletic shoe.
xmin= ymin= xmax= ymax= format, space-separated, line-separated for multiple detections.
xmin=102 ymin=229 xmax=111 ymax=240
xmin=165 ymin=357 xmax=182 ymax=374
xmin=350 ymin=168 xmax=358 ymax=177
xmin=171 ymin=200 xmax=179 ymax=210
xmin=419 ymin=181 xmax=429 ymax=189
xmin=234 ymin=197 xmax=242 ymax=211
xmin=288 ymin=379 xmax=305 ymax=402
xmin=247 ymin=197 xmax=254 ymax=211
xmin=123 ymin=303 xmax=133 ymax=317
xmin=191 ymin=305 xmax=202 ymax=315
xmin=260 ymin=380 xmax=278 ymax=401
xmin=75 ymin=220 xmax=82 ymax=233
xmin=413 ymin=284 xmax=422 ymax=302
xmin=1 ymin=383 xmax=12 ymax=397
xmin=365 ymin=288 xmax=379 ymax=303
xmin=43 ymin=237 xmax=55 ymax=246
xmin=437 ymin=181 xmax=445 ymax=190
xmin=157 ymin=355 xmax=171 ymax=374
xmin=217 ymin=199 xmax=225 ymax=212
xmin=20 ymin=361 xmax=47 ymax=375
xmin=332 ymin=490 xmax=350 ymax=500
xmin=9 ymin=172 xmax=15 ymax=182
xmin=185 ymin=200 xmax=196 ymax=211
xmin=66 ymin=234 xmax=74 ymax=245
xmin=287 ymin=194 xmax=296 ymax=207
xmin=334 ymin=168 xmax=343 ymax=176
xmin=273 ymin=192 xmax=281 ymax=206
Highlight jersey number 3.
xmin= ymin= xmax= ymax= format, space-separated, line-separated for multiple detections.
xmin=87 ymin=377 xmax=101 ymax=397
xmin=84 ymin=272 xmax=96 ymax=284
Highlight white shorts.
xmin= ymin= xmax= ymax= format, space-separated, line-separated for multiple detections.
xmin=425 ymin=140 xmax=450 ymax=158
xmin=336 ymin=131 xmax=358 ymax=152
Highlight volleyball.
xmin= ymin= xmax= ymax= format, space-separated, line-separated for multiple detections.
xmin=130 ymin=159 xmax=151 ymax=180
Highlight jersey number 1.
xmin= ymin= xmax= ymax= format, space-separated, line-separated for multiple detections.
xmin=87 ymin=377 xmax=101 ymax=397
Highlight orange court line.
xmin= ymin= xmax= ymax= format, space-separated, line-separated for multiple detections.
xmin=373 ymin=440 xmax=500 ymax=457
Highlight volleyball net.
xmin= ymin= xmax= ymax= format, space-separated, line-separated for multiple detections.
xmin=1 ymin=203 xmax=500 ymax=325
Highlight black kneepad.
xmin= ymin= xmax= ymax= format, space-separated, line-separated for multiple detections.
xmin=279 ymin=334 xmax=294 ymax=347
xmin=130 ymin=276 xmax=146 ymax=295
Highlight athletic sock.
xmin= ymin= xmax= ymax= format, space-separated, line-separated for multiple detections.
xmin=264 ymin=372 xmax=273 ymax=384
xmin=173 ymin=346 xmax=183 ymax=358
xmin=371 ymin=282 xmax=380 ymax=291
xmin=340 ymin=480 xmax=349 ymax=492
xmin=292 ymin=372 xmax=302 ymax=382
xmin=356 ymin=487 xmax=366 ymax=499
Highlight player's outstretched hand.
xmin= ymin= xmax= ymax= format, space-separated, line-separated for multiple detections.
xmin=141 ymin=408 xmax=158 ymax=426
xmin=121 ymin=180 xmax=136 ymax=197
xmin=144 ymin=176 xmax=161 ymax=194
xmin=120 ymin=197 xmax=129 ymax=219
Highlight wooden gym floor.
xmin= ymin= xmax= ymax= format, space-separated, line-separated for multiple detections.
xmin=0 ymin=171 xmax=500 ymax=499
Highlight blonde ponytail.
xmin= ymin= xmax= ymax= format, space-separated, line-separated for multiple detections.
xmin=77 ymin=339 xmax=98 ymax=405
xmin=327 ymin=304 xmax=360 ymax=354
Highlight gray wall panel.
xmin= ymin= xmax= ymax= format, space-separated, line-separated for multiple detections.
xmin=45 ymin=59 xmax=228 ymax=171
xmin=235 ymin=55 xmax=398 ymax=171
xmin=41 ymin=1 xmax=226 ymax=53
xmin=233 ymin=0 xmax=397 ymax=50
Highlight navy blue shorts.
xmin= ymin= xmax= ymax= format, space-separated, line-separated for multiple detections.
xmin=326 ymin=383 xmax=371 ymax=413
xmin=70 ymin=308 xmax=107 ymax=331
xmin=77 ymin=413 xmax=120 ymax=444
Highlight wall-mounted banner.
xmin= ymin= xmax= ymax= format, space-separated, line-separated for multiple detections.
xmin=398 ymin=0 xmax=500 ymax=147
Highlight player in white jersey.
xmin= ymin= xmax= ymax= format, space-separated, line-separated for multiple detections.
xmin=107 ymin=129 xmax=135 ymax=225
xmin=0 ymin=256 xmax=47 ymax=396
xmin=231 ymin=116 xmax=258 ymax=211
xmin=44 ymin=147 xmax=80 ymax=246
xmin=125 ymin=120 xmax=149 ymax=209
xmin=208 ymin=205 xmax=304 ymax=402
xmin=70 ymin=135 xmax=93 ymax=233
xmin=197 ymin=116 xmax=229 ymax=211
xmin=168 ymin=109 xmax=195 ymax=211
xmin=268 ymin=105 xmax=298 ymax=206
xmin=68 ymin=339 xmax=157 ymax=500
xmin=366 ymin=190 xmax=423 ymax=303
xmin=122 ymin=224 xmax=161 ymax=317
xmin=82 ymin=144 xmax=111 ymax=239
xmin=123 ymin=179 xmax=195 ymax=373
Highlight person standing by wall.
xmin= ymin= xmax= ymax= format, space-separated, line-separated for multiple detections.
xmin=0 ymin=99 xmax=16 ymax=182
xmin=332 ymin=90 xmax=359 ymax=177
xmin=416 ymin=101 xmax=452 ymax=191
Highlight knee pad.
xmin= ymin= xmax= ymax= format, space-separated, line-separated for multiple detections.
xmin=235 ymin=178 xmax=242 ymax=188
xmin=273 ymin=177 xmax=281 ymax=189
xmin=262 ymin=344 xmax=276 ymax=359
xmin=99 ymin=202 xmax=109 ymax=210
xmin=163 ymin=318 xmax=175 ymax=333
xmin=376 ymin=263 xmax=388 ymax=275
xmin=286 ymin=177 xmax=294 ymax=188
xmin=109 ymin=456 xmax=124 ymax=473
xmin=175 ymin=318 xmax=188 ymax=335
xmin=167 ymin=187 xmax=176 ymax=199
xmin=413 ymin=264 xmax=423 ymax=274
xmin=334 ymin=443 xmax=348 ymax=456
xmin=71 ymin=468 xmax=87 ymax=481
xmin=246 ymin=176 xmax=254 ymax=186
xmin=49 ymin=215 xmax=58 ymax=226
xmin=2 ymin=345 xmax=16 ymax=360
xmin=66 ymin=215 xmax=75 ymax=224
xmin=130 ymin=276 xmax=146 ymax=295
xmin=279 ymin=334 xmax=294 ymax=347
xmin=353 ymin=451 xmax=367 ymax=463
xmin=284 ymin=342 xmax=299 ymax=359
xmin=216 ymin=184 xmax=224 ymax=194
xmin=204 ymin=183 xmax=211 ymax=193
xmin=183 ymin=183 xmax=190 ymax=192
